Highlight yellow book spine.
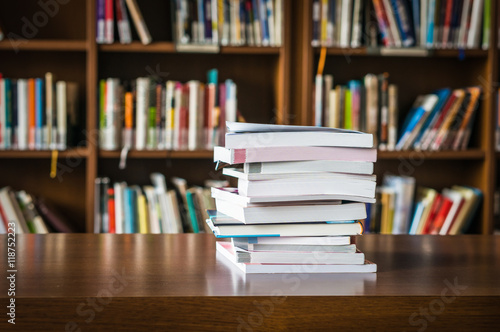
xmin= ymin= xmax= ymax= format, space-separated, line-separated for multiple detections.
xmin=138 ymin=194 xmax=149 ymax=234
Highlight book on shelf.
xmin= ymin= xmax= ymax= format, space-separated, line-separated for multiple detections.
xmin=99 ymin=69 xmax=238 ymax=151
xmin=0 ymin=187 xmax=75 ymax=234
xmin=96 ymin=0 xmax=151 ymax=44
xmin=313 ymin=72 xmax=398 ymax=151
xmin=171 ymin=0 xmax=283 ymax=48
xmin=312 ymin=0 xmax=489 ymax=49
xmin=496 ymin=87 xmax=500 ymax=152
xmin=210 ymin=121 xmax=377 ymax=273
xmin=0 ymin=74 xmax=80 ymax=151
xmin=365 ymin=174 xmax=482 ymax=235
xmin=94 ymin=173 xmax=220 ymax=234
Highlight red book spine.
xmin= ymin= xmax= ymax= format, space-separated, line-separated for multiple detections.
xmin=429 ymin=197 xmax=453 ymax=234
xmin=422 ymin=194 xmax=443 ymax=234
xmin=108 ymin=188 xmax=116 ymax=234
xmin=28 ymin=78 xmax=36 ymax=150
xmin=442 ymin=0 xmax=454 ymax=47
xmin=105 ymin=0 xmax=114 ymax=43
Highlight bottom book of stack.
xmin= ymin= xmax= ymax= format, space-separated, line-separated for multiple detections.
xmin=213 ymin=231 xmax=377 ymax=274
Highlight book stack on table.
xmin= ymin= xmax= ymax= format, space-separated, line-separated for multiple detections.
xmin=208 ymin=122 xmax=378 ymax=274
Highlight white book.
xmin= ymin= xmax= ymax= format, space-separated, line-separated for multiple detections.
xmin=165 ymin=81 xmax=175 ymax=150
xmin=466 ymin=0 xmax=484 ymax=49
xmin=211 ymin=0 xmax=219 ymax=44
xmin=328 ymin=90 xmax=338 ymax=128
xmin=439 ymin=189 xmax=464 ymax=235
xmin=364 ymin=74 xmax=378 ymax=147
xmin=125 ymin=0 xmax=152 ymax=44
xmin=17 ymin=79 xmax=28 ymax=150
xmin=0 ymin=78 xmax=5 ymax=149
xmin=232 ymin=235 xmax=352 ymax=247
xmin=314 ymin=74 xmax=323 ymax=126
xmin=211 ymin=187 xmax=376 ymax=206
xmin=225 ymin=80 xmax=237 ymax=123
xmin=383 ymin=175 xmax=416 ymax=234
xmin=207 ymin=218 xmax=363 ymax=238
xmin=217 ymin=242 xmax=377 ymax=274
xmin=339 ymin=0 xmax=352 ymax=47
xmin=45 ymin=72 xmax=54 ymax=149
xmin=237 ymin=176 xmax=376 ymax=198
xmin=275 ymin=0 xmax=282 ymax=46
xmin=350 ymin=0 xmax=362 ymax=48
xmin=234 ymin=241 xmax=356 ymax=253
xmin=113 ymin=182 xmax=125 ymax=234
xmin=214 ymin=199 xmax=366 ymax=223
xmin=266 ymin=0 xmax=275 ymax=45
xmin=103 ymin=78 xmax=119 ymax=150
xmin=387 ymin=84 xmax=398 ymax=151
xmin=135 ymin=77 xmax=149 ymax=150
xmin=231 ymin=245 xmax=364 ymax=264
xmin=56 ymin=81 xmax=67 ymax=150
xmin=143 ymin=185 xmax=161 ymax=234
xmin=223 ymin=167 xmax=376 ymax=181
xmin=167 ymin=190 xmax=184 ymax=233
xmin=188 ymin=81 xmax=199 ymax=151
xmin=243 ymin=160 xmax=374 ymax=175
xmin=224 ymin=129 xmax=373 ymax=149
xmin=0 ymin=187 xmax=27 ymax=233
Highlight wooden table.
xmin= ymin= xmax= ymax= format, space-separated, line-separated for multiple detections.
xmin=0 ymin=234 xmax=499 ymax=331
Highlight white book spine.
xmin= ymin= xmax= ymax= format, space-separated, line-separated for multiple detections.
xmin=188 ymin=81 xmax=199 ymax=151
xmin=328 ymin=90 xmax=337 ymax=128
xmin=226 ymin=81 xmax=237 ymax=123
xmin=211 ymin=0 xmax=218 ymax=44
xmin=114 ymin=182 xmax=124 ymax=234
xmin=173 ymin=84 xmax=182 ymax=151
xmin=266 ymin=0 xmax=275 ymax=45
xmin=339 ymin=0 xmax=352 ymax=47
xmin=467 ymin=0 xmax=484 ymax=49
xmin=56 ymin=81 xmax=67 ymax=150
xmin=420 ymin=0 xmax=427 ymax=46
xmin=135 ymin=78 xmax=148 ymax=150
xmin=275 ymin=0 xmax=282 ymax=46
xmin=17 ymin=79 xmax=28 ymax=150
xmin=350 ymin=0 xmax=362 ymax=48
xmin=314 ymin=75 xmax=323 ymax=126
xmin=104 ymin=78 xmax=118 ymax=150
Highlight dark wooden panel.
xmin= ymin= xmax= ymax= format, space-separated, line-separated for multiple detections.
xmin=0 ymin=0 xmax=86 ymax=40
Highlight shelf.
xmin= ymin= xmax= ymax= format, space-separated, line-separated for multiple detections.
xmin=0 ymin=147 xmax=89 ymax=159
xmin=99 ymin=150 xmax=213 ymax=159
xmin=318 ymin=47 xmax=488 ymax=58
xmin=99 ymin=41 xmax=280 ymax=54
xmin=0 ymin=40 xmax=87 ymax=52
xmin=378 ymin=149 xmax=485 ymax=160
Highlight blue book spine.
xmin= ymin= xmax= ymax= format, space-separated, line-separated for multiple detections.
xmin=412 ymin=88 xmax=451 ymax=148
xmin=392 ymin=0 xmax=416 ymax=47
xmin=35 ymin=78 xmax=43 ymax=150
xmin=396 ymin=106 xmax=427 ymax=150
xmin=364 ymin=203 xmax=372 ymax=234
xmin=259 ymin=0 xmax=269 ymax=45
xmin=186 ymin=191 xmax=199 ymax=233
xmin=412 ymin=0 xmax=420 ymax=44
xmin=426 ymin=0 xmax=436 ymax=48
xmin=96 ymin=0 xmax=105 ymax=43
xmin=197 ymin=0 xmax=205 ymax=42
xmin=124 ymin=188 xmax=134 ymax=234
xmin=204 ymin=0 xmax=213 ymax=40
xmin=4 ymin=78 xmax=12 ymax=149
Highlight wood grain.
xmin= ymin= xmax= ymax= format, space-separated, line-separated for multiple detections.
xmin=0 ymin=234 xmax=498 ymax=330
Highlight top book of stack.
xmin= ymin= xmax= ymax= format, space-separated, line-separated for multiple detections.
xmin=214 ymin=122 xmax=375 ymax=164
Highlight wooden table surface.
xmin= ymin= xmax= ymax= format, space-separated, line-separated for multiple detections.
xmin=1 ymin=234 xmax=499 ymax=331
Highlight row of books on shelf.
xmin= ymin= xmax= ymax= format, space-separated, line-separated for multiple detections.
xmin=173 ymin=0 xmax=283 ymax=47
xmin=365 ymin=174 xmax=481 ymax=235
xmin=315 ymin=72 xmax=480 ymax=151
xmin=496 ymin=88 xmax=500 ymax=152
xmin=95 ymin=0 xmax=282 ymax=47
xmin=0 ymin=187 xmax=76 ymax=234
xmin=211 ymin=122 xmax=376 ymax=273
xmin=312 ymin=0 xmax=490 ymax=49
xmin=99 ymin=69 xmax=238 ymax=151
xmin=0 ymin=74 xmax=80 ymax=151
xmin=94 ymin=173 xmax=225 ymax=233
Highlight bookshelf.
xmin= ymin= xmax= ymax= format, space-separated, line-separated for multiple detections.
xmin=291 ymin=0 xmax=498 ymax=235
xmin=1 ymin=0 xmax=499 ymax=234
xmin=0 ymin=0 xmax=291 ymax=232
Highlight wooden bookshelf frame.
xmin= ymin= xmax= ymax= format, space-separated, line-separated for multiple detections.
xmin=1 ymin=0 xmax=498 ymax=234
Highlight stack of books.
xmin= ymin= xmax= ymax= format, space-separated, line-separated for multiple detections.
xmin=208 ymin=122 xmax=378 ymax=273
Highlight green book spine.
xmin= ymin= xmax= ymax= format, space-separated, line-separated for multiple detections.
xmin=148 ymin=106 xmax=156 ymax=148
xmin=186 ymin=191 xmax=199 ymax=233
xmin=344 ymin=89 xmax=352 ymax=129
xmin=99 ymin=80 xmax=106 ymax=130
xmin=482 ymin=0 xmax=491 ymax=50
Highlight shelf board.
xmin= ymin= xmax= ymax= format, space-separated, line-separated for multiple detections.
xmin=320 ymin=47 xmax=488 ymax=58
xmin=378 ymin=149 xmax=485 ymax=160
xmin=99 ymin=41 xmax=280 ymax=54
xmin=0 ymin=147 xmax=89 ymax=159
xmin=0 ymin=39 xmax=87 ymax=52
xmin=99 ymin=150 xmax=213 ymax=159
